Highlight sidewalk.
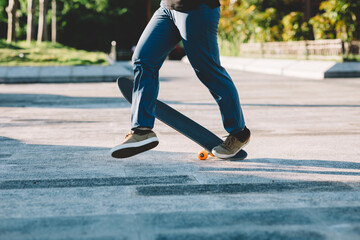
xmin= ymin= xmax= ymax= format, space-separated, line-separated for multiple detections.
xmin=0 ymin=61 xmax=133 ymax=83
xmin=183 ymin=56 xmax=360 ymax=79
xmin=2 ymin=57 xmax=360 ymax=84
xmin=1 ymin=61 xmax=360 ymax=239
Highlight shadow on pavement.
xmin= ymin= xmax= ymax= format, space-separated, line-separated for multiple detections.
xmin=199 ymin=158 xmax=360 ymax=177
xmin=0 ymin=93 xmax=129 ymax=109
xmin=243 ymin=103 xmax=360 ymax=108
xmin=3 ymin=93 xmax=358 ymax=109
xmin=2 ymin=136 xmax=359 ymax=184
xmin=163 ymin=100 xmax=360 ymax=108
xmin=0 ymin=136 xmax=196 ymax=182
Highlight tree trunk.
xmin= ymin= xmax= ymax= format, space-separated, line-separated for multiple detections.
xmin=26 ymin=0 xmax=36 ymax=43
xmin=43 ymin=0 xmax=49 ymax=41
xmin=146 ymin=0 xmax=151 ymax=22
xmin=51 ymin=0 xmax=56 ymax=44
xmin=37 ymin=0 xmax=49 ymax=43
xmin=304 ymin=0 xmax=311 ymax=21
xmin=6 ymin=0 xmax=19 ymax=43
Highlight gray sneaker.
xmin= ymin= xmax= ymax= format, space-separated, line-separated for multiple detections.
xmin=111 ymin=130 xmax=159 ymax=158
xmin=212 ymin=127 xmax=250 ymax=159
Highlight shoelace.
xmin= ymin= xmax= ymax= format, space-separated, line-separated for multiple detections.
xmin=222 ymin=135 xmax=236 ymax=150
xmin=125 ymin=131 xmax=133 ymax=139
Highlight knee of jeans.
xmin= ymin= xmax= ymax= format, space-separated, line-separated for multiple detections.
xmin=132 ymin=59 xmax=145 ymax=73
xmin=132 ymin=58 xmax=141 ymax=70
xmin=132 ymin=58 xmax=156 ymax=72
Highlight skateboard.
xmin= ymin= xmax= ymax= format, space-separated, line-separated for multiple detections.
xmin=117 ymin=77 xmax=247 ymax=160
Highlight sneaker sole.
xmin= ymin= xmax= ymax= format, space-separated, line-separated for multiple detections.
xmin=111 ymin=137 xmax=159 ymax=158
xmin=211 ymin=139 xmax=249 ymax=159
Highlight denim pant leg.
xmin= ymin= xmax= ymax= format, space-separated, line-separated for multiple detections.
xmin=171 ymin=5 xmax=246 ymax=134
xmin=131 ymin=5 xmax=181 ymax=130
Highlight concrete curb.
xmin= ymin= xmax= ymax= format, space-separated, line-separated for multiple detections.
xmin=2 ymin=57 xmax=360 ymax=83
xmin=183 ymin=56 xmax=360 ymax=80
xmin=0 ymin=61 xmax=133 ymax=83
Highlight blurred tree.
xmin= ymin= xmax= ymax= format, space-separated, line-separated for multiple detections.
xmin=26 ymin=0 xmax=36 ymax=43
xmin=57 ymin=0 xmax=161 ymax=52
xmin=253 ymin=7 xmax=282 ymax=42
xmin=219 ymin=0 xmax=284 ymax=43
xmin=0 ymin=0 xmax=7 ymax=38
xmin=310 ymin=0 xmax=360 ymax=41
xmin=1 ymin=0 xmax=161 ymax=50
xmin=309 ymin=14 xmax=335 ymax=40
xmin=6 ymin=0 xmax=20 ymax=42
xmin=217 ymin=0 xmax=331 ymax=44
xmin=37 ymin=0 xmax=48 ymax=42
xmin=282 ymin=12 xmax=312 ymax=41
xmin=51 ymin=0 xmax=56 ymax=43
xmin=146 ymin=0 xmax=151 ymax=22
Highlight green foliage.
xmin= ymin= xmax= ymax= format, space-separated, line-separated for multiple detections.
xmin=218 ymin=0 xmax=303 ymax=43
xmin=310 ymin=0 xmax=360 ymax=41
xmin=0 ymin=39 xmax=107 ymax=66
xmin=309 ymin=15 xmax=336 ymax=40
xmin=218 ymin=0 xmax=359 ymax=47
xmin=0 ymin=0 xmax=162 ymax=51
xmin=282 ymin=12 xmax=312 ymax=41
xmin=0 ymin=39 xmax=23 ymax=49
xmin=252 ymin=7 xmax=282 ymax=42
xmin=0 ymin=0 xmax=9 ymax=38
xmin=57 ymin=0 xmax=163 ymax=51
xmin=218 ymin=36 xmax=242 ymax=56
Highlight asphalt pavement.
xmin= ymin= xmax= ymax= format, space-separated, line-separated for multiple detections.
xmin=1 ymin=61 xmax=360 ymax=240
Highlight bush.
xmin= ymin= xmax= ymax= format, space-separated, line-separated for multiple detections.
xmin=310 ymin=0 xmax=360 ymax=41
xmin=218 ymin=0 xmax=308 ymax=44
xmin=282 ymin=12 xmax=313 ymax=41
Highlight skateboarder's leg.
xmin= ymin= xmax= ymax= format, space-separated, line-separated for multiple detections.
xmin=172 ymin=5 xmax=250 ymax=158
xmin=131 ymin=3 xmax=181 ymax=130
xmin=173 ymin=5 xmax=245 ymax=134
xmin=111 ymin=3 xmax=181 ymax=158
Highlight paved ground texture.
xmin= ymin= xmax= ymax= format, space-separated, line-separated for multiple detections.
xmin=1 ymin=61 xmax=360 ymax=240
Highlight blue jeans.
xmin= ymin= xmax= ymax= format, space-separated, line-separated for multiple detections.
xmin=131 ymin=1 xmax=245 ymax=134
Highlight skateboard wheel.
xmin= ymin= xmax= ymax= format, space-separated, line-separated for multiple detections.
xmin=198 ymin=150 xmax=208 ymax=160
